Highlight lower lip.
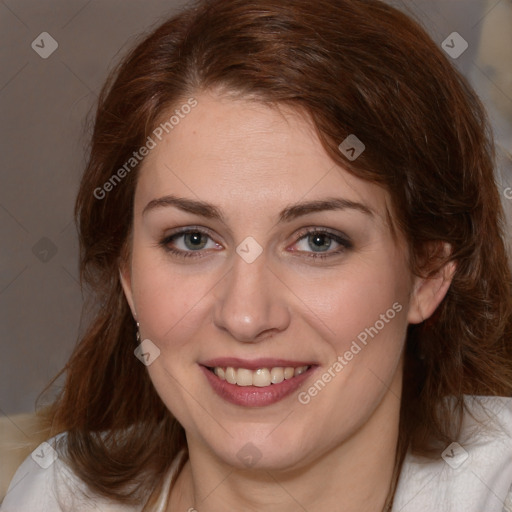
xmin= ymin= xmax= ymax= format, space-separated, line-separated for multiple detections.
xmin=200 ymin=365 xmax=316 ymax=407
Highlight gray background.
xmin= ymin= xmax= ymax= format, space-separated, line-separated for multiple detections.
xmin=1 ymin=0 xmax=511 ymax=417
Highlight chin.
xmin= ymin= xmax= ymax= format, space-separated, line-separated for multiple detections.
xmin=206 ymin=428 xmax=319 ymax=472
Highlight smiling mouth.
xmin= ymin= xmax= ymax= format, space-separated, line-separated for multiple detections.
xmin=206 ymin=365 xmax=311 ymax=387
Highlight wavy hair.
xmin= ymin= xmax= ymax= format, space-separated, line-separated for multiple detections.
xmin=38 ymin=0 xmax=512 ymax=509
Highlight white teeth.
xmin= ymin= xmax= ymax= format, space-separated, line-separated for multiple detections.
xmin=212 ymin=365 xmax=309 ymax=387
xmin=214 ymin=367 xmax=225 ymax=379
xmin=253 ymin=368 xmax=271 ymax=387
xmin=270 ymin=367 xmax=284 ymax=384
xmin=236 ymin=368 xmax=253 ymax=386
xmin=284 ymin=367 xmax=295 ymax=379
xmin=225 ymin=367 xmax=237 ymax=384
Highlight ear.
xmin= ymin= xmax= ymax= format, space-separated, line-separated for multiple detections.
xmin=119 ymin=256 xmax=137 ymax=321
xmin=407 ymin=243 xmax=456 ymax=325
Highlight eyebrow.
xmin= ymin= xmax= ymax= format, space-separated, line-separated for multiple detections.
xmin=142 ymin=194 xmax=374 ymax=223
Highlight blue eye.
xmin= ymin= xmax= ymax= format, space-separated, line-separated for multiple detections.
xmin=159 ymin=227 xmax=352 ymax=260
xmin=179 ymin=232 xmax=209 ymax=250
xmin=291 ymin=229 xmax=353 ymax=259
xmin=159 ymin=228 xmax=220 ymax=259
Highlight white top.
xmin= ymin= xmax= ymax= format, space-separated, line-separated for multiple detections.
xmin=1 ymin=396 xmax=511 ymax=512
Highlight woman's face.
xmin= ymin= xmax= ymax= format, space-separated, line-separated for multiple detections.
xmin=120 ymin=90 xmax=447 ymax=471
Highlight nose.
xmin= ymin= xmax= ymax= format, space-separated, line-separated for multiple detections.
xmin=212 ymin=252 xmax=291 ymax=343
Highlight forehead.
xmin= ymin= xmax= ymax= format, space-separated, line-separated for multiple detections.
xmin=135 ymin=91 xmax=390 ymax=221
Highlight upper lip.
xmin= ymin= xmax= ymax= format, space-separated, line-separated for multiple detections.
xmin=200 ymin=357 xmax=316 ymax=370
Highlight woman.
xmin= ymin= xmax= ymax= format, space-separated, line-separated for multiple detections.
xmin=2 ymin=0 xmax=512 ymax=511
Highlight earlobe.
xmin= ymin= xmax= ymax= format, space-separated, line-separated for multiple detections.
xmin=407 ymin=249 xmax=456 ymax=325
xmin=119 ymin=265 xmax=137 ymax=320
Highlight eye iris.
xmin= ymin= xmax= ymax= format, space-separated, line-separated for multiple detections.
xmin=308 ymin=233 xmax=331 ymax=252
xmin=184 ymin=232 xmax=207 ymax=250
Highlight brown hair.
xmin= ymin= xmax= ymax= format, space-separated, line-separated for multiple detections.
xmin=38 ymin=0 xmax=512 ymax=509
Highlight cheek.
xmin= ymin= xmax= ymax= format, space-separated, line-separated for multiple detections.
xmin=294 ymin=265 xmax=408 ymax=427
xmin=129 ymin=250 xmax=213 ymax=348
xmin=287 ymin=258 xmax=409 ymax=352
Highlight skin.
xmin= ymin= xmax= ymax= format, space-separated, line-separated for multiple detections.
xmin=119 ymin=89 xmax=455 ymax=512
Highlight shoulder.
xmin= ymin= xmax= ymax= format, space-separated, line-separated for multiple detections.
xmin=0 ymin=432 xmax=169 ymax=512
xmin=392 ymin=395 xmax=512 ymax=512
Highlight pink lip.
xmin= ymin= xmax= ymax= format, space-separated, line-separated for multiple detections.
xmin=200 ymin=357 xmax=316 ymax=371
xmin=200 ymin=364 xmax=317 ymax=407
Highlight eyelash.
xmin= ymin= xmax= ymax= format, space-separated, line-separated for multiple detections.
xmin=158 ymin=227 xmax=353 ymax=261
